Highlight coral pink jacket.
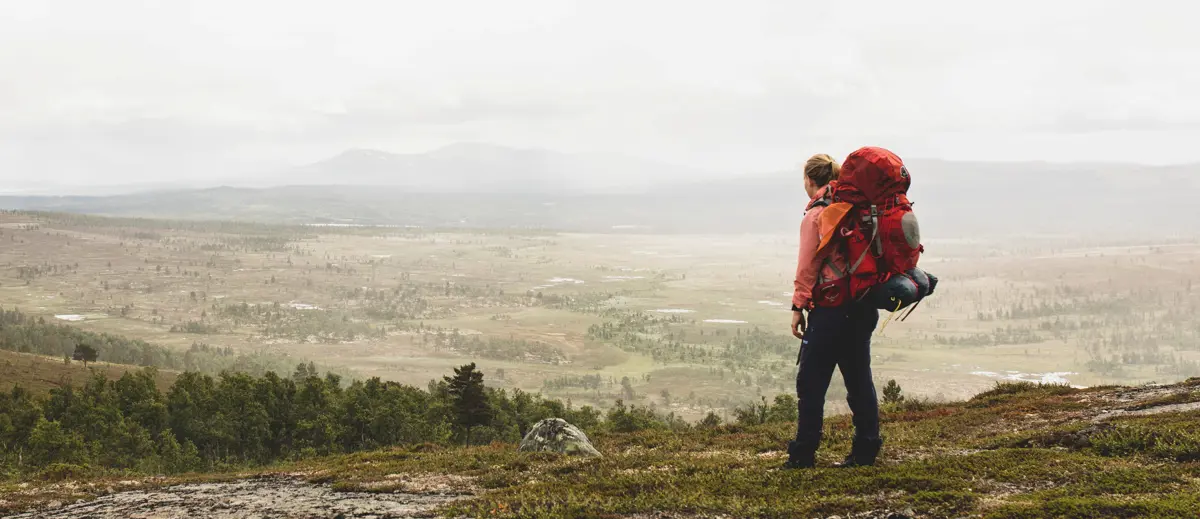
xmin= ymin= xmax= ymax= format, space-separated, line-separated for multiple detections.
xmin=792 ymin=185 xmax=846 ymax=310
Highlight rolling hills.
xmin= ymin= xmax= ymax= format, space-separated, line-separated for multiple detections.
xmin=2 ymin=146 xmax=1196 ymax=238
xmin=0 ymin=350 xmax=178 ymax=395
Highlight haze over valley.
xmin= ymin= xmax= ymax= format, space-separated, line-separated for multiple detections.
xmin=4 ymin=146 xmax=1199 ymax=417
xmin=5 ymin=143 xmax=1198 ymax=238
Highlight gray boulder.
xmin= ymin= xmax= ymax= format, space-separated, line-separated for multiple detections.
xmin=518 ymin=418 xmax=602 ymax=457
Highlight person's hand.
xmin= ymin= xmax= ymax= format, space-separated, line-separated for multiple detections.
xmin=791 ymin=310 xmax=806 ymax=339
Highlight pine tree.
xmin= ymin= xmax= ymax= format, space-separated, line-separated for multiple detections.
xmin=72 ymin=344 xmax=99 ymax=367
xmin=27 ymin=417 xmax=88 ymax=466
xmin=444 ymin=363 xmax=492 ymax=445
xmin=882 ymin=380 xmax=905 ymax=405
xmin=620 ymin=377 xmax=635 ymax=401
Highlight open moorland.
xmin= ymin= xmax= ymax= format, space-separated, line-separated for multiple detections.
xmin=3 ymin=210 xmax=1199 ymax=421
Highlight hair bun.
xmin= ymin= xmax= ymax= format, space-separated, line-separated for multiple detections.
xmin=804 ymin=153 xmax=841 ymax=186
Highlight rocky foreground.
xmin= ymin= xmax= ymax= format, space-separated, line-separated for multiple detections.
xmin=2 ymin=476 xmax=460 ymax=519
xmin=4 ymin=379 xmax=1200 ymax=519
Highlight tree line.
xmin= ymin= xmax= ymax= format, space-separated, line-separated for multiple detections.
xmin=0 ymin=307 xmax=319 ymax=378
xmin=0 ymin=362 xmax=697 ymax=479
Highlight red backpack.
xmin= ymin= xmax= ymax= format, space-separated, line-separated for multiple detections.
xmin=812 ymin=146 xmax=924 ymax=308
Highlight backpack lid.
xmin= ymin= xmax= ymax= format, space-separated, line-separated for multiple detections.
xmin=837 ymin=146 xmax=910 ymax=205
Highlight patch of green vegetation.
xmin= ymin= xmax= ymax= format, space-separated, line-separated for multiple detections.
xmin=987 ymin=494 xmax=1200 ymax=519
xmin=32 ymin=463 xmax=95 ymax=482
xmin=1034 ymin=467 xmax=1188 ymax=498
xmin=988 ymin=409 xmax=1200 ymax=463
xmin=169 ymin=321 xmax=223 ymax=334
xmin=1090 ymin=422 xmax=1200 ymax=462
xmin=881 ymin=397 xmax=944 ymax=415
xmin=969 ymin=381 xmax=1079 ymax=405
xmin=982 ymin=423 xmax=1095 ymax=451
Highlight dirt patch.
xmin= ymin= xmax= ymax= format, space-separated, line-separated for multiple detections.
xmin=4 ymin=476 xmax=461 ymax=519
xmin=358 ymin=473 xmax=478 ymax=495
xmin=1091 ymin=401 xmax=1200 ymax=423
xmin=1080 ymin=383 xmax=1200 ymax=423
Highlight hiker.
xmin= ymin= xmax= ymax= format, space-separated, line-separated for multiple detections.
xmin=785 ymin=153 xmax=883 ymax=469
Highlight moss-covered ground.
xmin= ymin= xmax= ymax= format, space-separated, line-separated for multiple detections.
xmin=6 ymin=379 xmax=1200 ymax=518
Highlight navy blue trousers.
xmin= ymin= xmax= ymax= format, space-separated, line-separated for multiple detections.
xmin=794 ymin=303 xmax=881 ymax=447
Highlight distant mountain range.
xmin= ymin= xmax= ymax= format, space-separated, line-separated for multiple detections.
xmin=1 ymin=144 xmax=1196 ymax=238
xmin=253 ymin=143 xmax=724 ymax=194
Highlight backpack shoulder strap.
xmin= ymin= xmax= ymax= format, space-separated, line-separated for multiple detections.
xmin=806 ymin=189 xmax=833 ymax=211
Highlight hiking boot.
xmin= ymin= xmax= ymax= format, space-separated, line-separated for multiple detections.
xmin=837 ymin=437 xmax=883 ymax=468
xmin=782 ymin=440 xmax=816 ymax=469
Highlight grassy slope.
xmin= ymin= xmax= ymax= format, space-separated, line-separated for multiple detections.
xmin=289 ymin=379 xmax=1200 ymax=518
xmin=10 ymin=379 xmax=1198 ymax=518
xmin=0 ymin=350 xmax=178 ymax=395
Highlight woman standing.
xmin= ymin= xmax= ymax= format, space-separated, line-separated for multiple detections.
xmin=785 ymin=153 xmax=883 ymax=469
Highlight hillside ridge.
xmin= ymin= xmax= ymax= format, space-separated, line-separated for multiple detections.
xmin=5 ymin=377 xmax=1199 ymax=518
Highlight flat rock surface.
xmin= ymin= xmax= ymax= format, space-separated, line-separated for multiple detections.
xmin=4 ymin=477 xmax=460 ymax=519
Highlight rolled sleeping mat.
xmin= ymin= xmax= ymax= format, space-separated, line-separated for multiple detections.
xmin=907 ymin=268 xmax=932 ymax=299
xmin=865 ymin=268 xmax=938 ymax=311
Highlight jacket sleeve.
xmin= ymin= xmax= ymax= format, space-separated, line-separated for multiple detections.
xmin=792 ymin=206 xmax=824 ymax=310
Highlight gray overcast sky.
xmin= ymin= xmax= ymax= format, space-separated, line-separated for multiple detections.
xmin=1 ymin=0 xmax=1198 ymax=185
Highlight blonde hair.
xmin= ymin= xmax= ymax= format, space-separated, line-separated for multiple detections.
xmin=804 ymin=153 xmax=841 ymax=187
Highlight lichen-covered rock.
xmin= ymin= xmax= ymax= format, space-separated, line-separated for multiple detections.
xmin=518 ymin=418 xmax=602 ymax=457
